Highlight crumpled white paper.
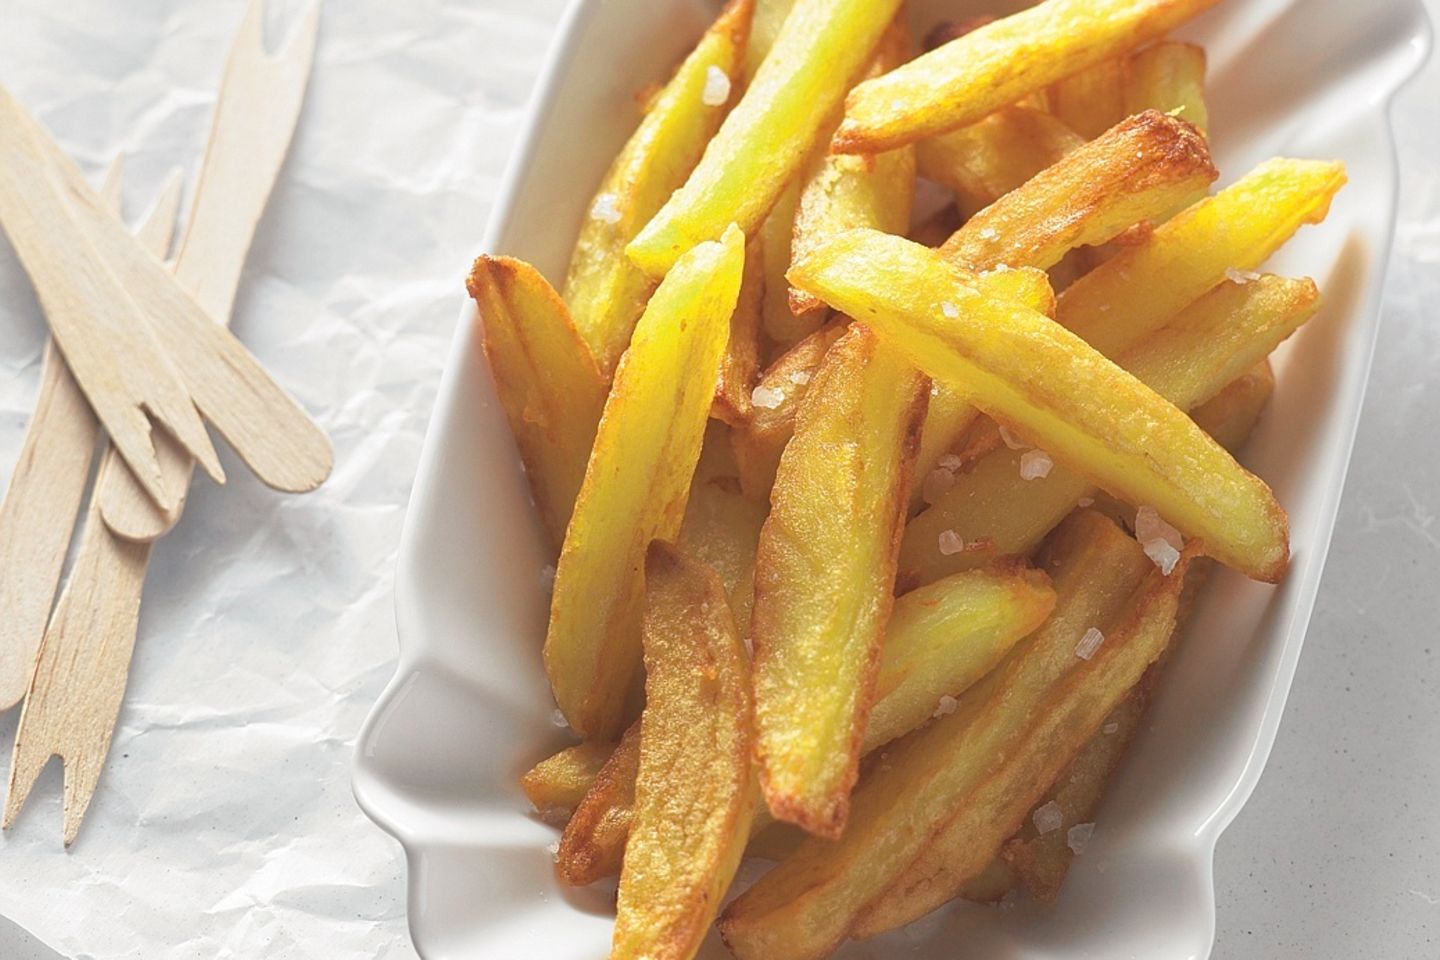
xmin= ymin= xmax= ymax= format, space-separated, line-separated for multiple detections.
xmin=0 ymin=0 xmax=563 ymax=956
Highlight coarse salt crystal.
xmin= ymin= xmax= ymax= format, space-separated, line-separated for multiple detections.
xmin=937 ymin=453 xmax=964 ymax=471
xmin=998 ymin=424 xmax=1026 ymax=450
xmin=751 ymin=384 xmax=785 ymax=409
xmin=551 ymin=709 xmax=568 ymax=728
xmin=1075 ymin=627 xmax=1105 ymax=660
xmin=788 ymin=370 xmax=812 ymax=386
xmin=938 ymin=530 xmax=966 ymax=555
xmin=541 ymin=564 xmax=557 ymax=592
xmin=978 ymin=226 xmax=999 ymax=241
xmin=702 ymin=65 xmax=732 ymax=106
xmin=1225 ymin=266 xmax=1262 ymax=285
xmin=941 ymin=300 xmax=960 ymax=319
xmin=933 ymin=694 xmax=959 ymax=718
xmin=589 ymin=192 xmax=622 ymax=224
xmin=922 ymin=467 xmax=957 ymax=504
xmin=1067 ymin=822 xmax=1095 ymax=855
xmin=1143 ymin=537 xmax=1182 ymax=575
xmin=1032 ymin=800 xmax=1063 ymax=835
xmin=547 ymin=840 xmax=561 ymax=858
xmin=1077 ymin=497 xmax=1094 ymax=508
xmin=1103 ymin=721 xmax=1120 ymax=734
xmin=1135 ymin=505 xmax=1184 ymax=574
xmin=1019 ymin=449 xmax=1053 ymax=480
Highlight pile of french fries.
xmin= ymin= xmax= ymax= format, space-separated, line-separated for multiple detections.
xmin=470 ymin=0 xmax=1347 ymax=956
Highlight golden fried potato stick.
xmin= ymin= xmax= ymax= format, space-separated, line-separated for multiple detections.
xmin=520 ymin=739 xmax=617 ymax=821
xmin=833 ymin=0 xmax=1220 ymax=153
xmin=1047 ymin=56 xmax=1127 ymax=139
xmin=714 ymin=239 xmax=766 ymax=425
xmin=1193 ymin=360 xmax=1275 ymax=451
xmin=719 ymin=511 xmax=1152 ymax=958
xmin=758 ymin=179 xmax=814 ymax=349
xmin=939 ymin=111 xmax=1217 ymax=273
xmin=791 ymin=229 xmax=1290 ymax=582
xmin=627 ymin=0 xmax=904 ymax=277
xmin=612 ymin=543 xmax=754 ymax=960
xmin=1126 ymin=41 xmax=1209 ymax=135
xmin=788 ymin=18 xmax=916 ymax=318
xmin=917 ymin=106 xmax=1084 ymax=219
xmin=545 ymin=226 xmax=744 ymax=740
xmin=550 ymin=561 xmax=1056 ymax=881
xmin=563 ymin=0 xmax=750 ymax=375
xmin=898 ymin=275 xmax=1318 ymax=588
xmin=558 ymin=722 xmax=641 ymax=885
xmin=678 ymin=472 xmax=769 ymax=616
xmin=1059 ymin=157 xmax=1347 ymax=355
xmin=743 ymin=0 xmax=798 ymax=81
xmin=752 ymin=326 xmax=927 ymax=838
xmin=852 ymin=547 xmax=1196 ymax=938
xmin=468 ymin=256 xmax=607 ymax=548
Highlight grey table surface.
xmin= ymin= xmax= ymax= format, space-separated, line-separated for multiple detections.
xmin=1 ymin=0 xmax=1437 ymax=957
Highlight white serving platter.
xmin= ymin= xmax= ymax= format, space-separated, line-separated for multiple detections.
xmin=353 ymin=1 xmax=1433 ymax=956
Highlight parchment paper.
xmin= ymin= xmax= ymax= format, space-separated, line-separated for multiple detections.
xmin=0 ymin=0 xmax=565 ymax=955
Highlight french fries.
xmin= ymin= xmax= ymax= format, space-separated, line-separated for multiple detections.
xmin=1047 ymin=57 xmax=1128 ymax=139
xmin=468 ymin=256 xmax=607 ymax=548
xmin=719 ymin=512 xmax=1159 ymax=957
xmin=678 ymin=471 xmax=769 ymax=619
xmin=752 ymin=326 xmax=927 ymax=838
xmin=713 ymin=239 xmax=765 ymax=425
xmin=558 ymin=722 xmax=642 ymax=885
xmin=612 ymin=543 xmax=754 ymax=960
xmin=916 ymin=106 xmax=1084 ymax=219
xmin=744 ymin=0 xmax=798 ymax=81
xmin=520 ymin=739 xmax=616 ymax=820
xmin=833 ymin=0 xmax=1221 ymax=153
xmin=898 ymin=275 xmax=1318 ymax=588
xmin=545 ymin=226 xmax=744 ymax=740
xmin=1125 ymin=41 xmax=1209 ymax=134
xmin=564 ymin=0 xmax=750 ymax=375
xmin=627 ymin=0 xmax=903 ymax=277
xmin=759 ymin=180 xmax=814 ymax=349
xmin=790 ymin=229 xmax=1290 ymax=582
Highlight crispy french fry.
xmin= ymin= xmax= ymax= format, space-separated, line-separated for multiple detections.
xmin=898 ymin=275 xmax=1317 ymax=588
xmin=719 ymin=512 xmax=1153 ymax=958
xmin=678 ymin=473 xmax=769 ymax=607
xmin=940 ymin=111 xmax=1217 ymax=273
xmin=852 ymin=546 xmax=1195 ymax=939
xmin=558 ymin=722 xmax=642 ymax=885
xmin=612 ymin=544 xmax=754 ymax=960
xmin=744 ymin=0 xmax=799 ymax=81
xmin=714 ymin=239 xmax=766 ymax=425
xmin=545 ymin=227 xmax=745 ymax=739
xmin=557 ymin=561 xmax=1056 ymax=880
xmin=759 ymin=180 xmax=813 ymax=348
xmin=627 ymin=0 xmax=903 ymax=277
xmin=563 ymin=0 xmax=750 ymax=375
xmin=1125 ymin=41 xmax=1209 ymax=135
xmin=1059 ymin=157 xmax=1347 ymax=355
xmin=752 ymin=326 xmax=927 ymax=838
xmin=1046 ymin=56 xmax=1127 ymax=139
xmin=917 ymin=106 xmax=1084 ymax=219
xmin=788 ymin=19 xmax=916 ymax=318
xmin=468 ymin=257 xmax=607 ymax=548
xmin=833 ymin=0 xmax=1220 ymax=153
xmin=1193 ymin=360 xmax=1275 ymax=451
xmin=791 ymin=229 xmax=1291 ymax=582
xmin=521 ymin=739 xmax=617 ymax=821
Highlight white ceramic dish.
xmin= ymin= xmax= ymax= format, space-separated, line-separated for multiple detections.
xmin=353 ymin=1 xmax=1432 ymax=956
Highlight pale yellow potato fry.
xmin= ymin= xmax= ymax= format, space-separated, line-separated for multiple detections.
xmin=612 ymin=543 xmax=754 ymax=960
xmin=744 ymin=0 xmax=799 ymax=81
xmin=564 ymin=0 xmax=750 ymax=375
xmin=853 ymin=547 xmax=1195 ymax=939
xmin=545 ymin=227 xmax=745 ymax=739
xmin=719 ymin=512 xmax=1153 ymax=958
xmin=1193 ymin=360 xmax=1275 ymax=451
xmin=940 ymin=111 xmax=1217 ymax=273
xmin=791 ymin=229 xmax=1290 ymax=582
xmin=678 ymin=473 xmax=769 ymax=608
xmin=1125 ymin=41 xmax=1209 ymax=135
xmin=788 ymin=18 xmax=916 ymax=318
xmin=759 ymin=180 xmax=813 ymax=348
xmin=627 ymin=0 xmax=903 ymax=277
xmin=468 ymin=256 xmax=607 ymax=548
xmin=752 ymin=326 xmax=927 ymax=838
xmin=833 ymin=0 xmax=1220 ymax=153
xmin=714 ymin=239 xmax=766 ymax=425
xmin=1059 ymin=157 xmax=1347 ymax=356
xmin=917 ymin=106 xmax=1084 ymax=219
xmin=1047 ymin=56 xmax=1128 ymax=139
xmin=897 ymin=275 xmax=1318 ymax=588
xmin=520 ymin=739 xmax=617 ymax=821
xmin=558 ymin=722 xmax=641 ymax=885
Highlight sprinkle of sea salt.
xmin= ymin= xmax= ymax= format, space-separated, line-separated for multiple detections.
xmin=933 ymin=694 xmax=959 ymax=718
xmin=551 ymin=709 xmax=568 ymax=728
xmin=937 ymin=453 xmax=964 ymax=471
xmin=1135 ymin=505 xmax=1184 ymax=574
xmin=589 ymin=192 xmax=622 ymax=224
xmin=1067 ymin=822 xmax=1095 ymax=855
xmin=978 ymin=226 xmax=999 ymax=241
xmin=998 ymin=424 xmax=1026 ymax=450
xmin=941 ymin=300 xmax=960 ymax=319
xmin=751 ymin=384 xmax=785 ymax=409
xmin=1144 ymin=538 xmax=1182 ymax=575
xmin=922 ymin=467 xmax=957 ymax=504
xmin=1032 ymin=800 xmax=1063 ymax=835
xmin=788 ymin=370 xmax=811 ymax=386
xmin=702 ymin=65 xmax=732 ymax=106
xmin=1225 ymin=266 xmax=1262 ymax=285
xmin=1019 ymin=449 xmax=1053 ymax=480
xmin=938 ymin=529 xmax=966 ymax=556
xmin=547 ymin=840 xmax=561 ymax=858
xmin=1075 ymin=627 xmax=1105 ymax=661
xmin=1103 ymin=721 xmax=1120 ymax=734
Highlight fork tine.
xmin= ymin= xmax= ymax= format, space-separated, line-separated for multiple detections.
xmin=133 ymin=166 xmax=185 ymax=258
